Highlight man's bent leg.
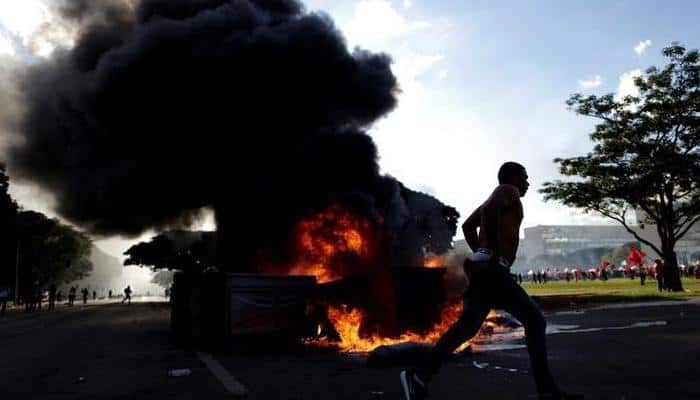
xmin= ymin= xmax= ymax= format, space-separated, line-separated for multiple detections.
xmin=419 ymin=288 xmax=490 ymax=381
xmin=497 ymin=273 xmax=558 ymax=394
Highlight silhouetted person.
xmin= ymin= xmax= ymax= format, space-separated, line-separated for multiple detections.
xmin=92 ymin=290 xmax=96 ymax=300
xmin=122 ymin=286 xmax=132 ymax=305
xmin=68 ymin=286 xmax=76 ymax=306
xmin=400 ymin=162 xmax=582 ymax=400
xmin=108 ymin=289 xmax=112 ymax=299
xmin=81 ymin=288 xmax=88 ymax=304
xmin=26 ymin=283 xmax=41 ymax=312
xmin=24 ymin=291 xmax=32 ymax=312
xmin=35 ymin=286 xmax=43 ymax=311
xmin=48 ymin=284 xmax=57 ymax=310
xmin=640 ymin=266 xmax=647 ymax=286
xmin=654 ymin=259 xmax=665 ymax=292
xmin=0 ymin=286 xmax=9 ymax=315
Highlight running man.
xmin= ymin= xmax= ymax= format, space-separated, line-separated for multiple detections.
xmin=122 ymin=285 xmax=132 ymax=305
xmin=400 ymin=162 xmax=582 ymax=400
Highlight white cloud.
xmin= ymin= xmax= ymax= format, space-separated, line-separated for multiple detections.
xmin=578 ymin=74 xmax=602 ymax=89
xmin=343 ymin=0 xmax=429 ymax=49
xmin=0 ymin=33 xmax=15 ymax=56
xmin=616 ymin=69 xmax=642 ymax=100
xmin=391 ymin=52 xmax=443 ymax=108
xmin=394 ymin=53 xmax=443 ymax=82
xmin=340 ymin=0 xmax=446 ymax=110
xmin=0 ymin=1 xmax=77 ymax=58
xmin=403 ymin=0 xmax=413 ymax=9
xmin=634 ymin=39 xmax=652 ymax=56
xmin=0 ymin=0 xmax=49 ymax=39
xmin=437 ymin=68 xmax=448 ymax=80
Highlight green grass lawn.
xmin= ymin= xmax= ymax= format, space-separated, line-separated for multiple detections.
xmin=522 ymin=277 xmax=700 ymax=309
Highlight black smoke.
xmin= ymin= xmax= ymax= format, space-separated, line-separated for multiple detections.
xmin=5 ymin=0 xmax=458 ymax=271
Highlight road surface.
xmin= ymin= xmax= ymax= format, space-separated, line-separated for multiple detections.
xmin=1 ymin=299 xmax=698 ymax=399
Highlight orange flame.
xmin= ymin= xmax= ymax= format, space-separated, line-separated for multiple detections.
xmin=284 ymin=204 xmax=377 ymax=283
xmin=313 ymin=301 xmax=499 ymax=353
xmin=424 ymin=254 xmax=445 ymax=268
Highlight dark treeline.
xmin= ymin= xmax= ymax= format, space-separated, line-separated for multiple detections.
xmin=0 ymin=165 xmax=93 ymax=301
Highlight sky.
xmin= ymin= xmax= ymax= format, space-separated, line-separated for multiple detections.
xmin=1 ymin=0 xmax=700 ymax=258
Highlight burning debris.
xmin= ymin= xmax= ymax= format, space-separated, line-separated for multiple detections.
xmin=258 ymin=203 xmax=384 ymax=284
xmin=311 ymin=302 xmax=518 ymax=355
xmin=424 ymin=254 xmax=446 ymax=268
xmin=313 ymin=301 xmax=472 ymax=353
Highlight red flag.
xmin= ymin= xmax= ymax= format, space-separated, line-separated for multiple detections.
xmin=627 ymin=246 xmax=645 ymax=267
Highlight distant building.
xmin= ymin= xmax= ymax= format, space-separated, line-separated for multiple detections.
xmin=523 ymin=225 xmax=634 ymax=258
xmin=523 ymin=224 xmax=700 ymax=265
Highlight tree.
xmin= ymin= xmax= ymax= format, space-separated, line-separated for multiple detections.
xmin=16 ymin=211 xmax=93 ymax=291
xmin=0 ymin=163 xmax=18 ymax=291
xmin=124 ymin=230 xmax=216 ymax=273
xmin=541 ymin=43 xmax=700 ymax=291
xmin=151 ymin=270 xmax=175 ymax=288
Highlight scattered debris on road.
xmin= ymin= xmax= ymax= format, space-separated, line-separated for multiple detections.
xmin=168 ymin=368 xmax=192 ymax=377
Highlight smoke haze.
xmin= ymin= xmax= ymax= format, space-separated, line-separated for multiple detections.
xmin=2 ymin=0 xmax=458 ymax=270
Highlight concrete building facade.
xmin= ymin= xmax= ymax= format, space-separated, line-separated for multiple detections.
xmin=522 ymin=224 xmax=700 ymax=266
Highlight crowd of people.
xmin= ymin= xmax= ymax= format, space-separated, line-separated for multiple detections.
xmin=0 ymin=285 xmax=135 ymax=315
xmin=523 ymin=259 xmax=700 ymax=289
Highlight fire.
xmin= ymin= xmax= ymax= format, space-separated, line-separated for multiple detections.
xmin=285 ymin=204 xmax=378 ymax=283
xmin=315 ymin=301 xmax=499 ymax=353
xmin=424 ymin=254 xmax=445 ymax=268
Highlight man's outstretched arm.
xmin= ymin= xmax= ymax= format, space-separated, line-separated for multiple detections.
xmin=462 ymin=207 xmax=481 ymax=253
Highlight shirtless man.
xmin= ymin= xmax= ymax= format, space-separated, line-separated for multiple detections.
xmin=400 ymin=162 xmax=582 ymax=400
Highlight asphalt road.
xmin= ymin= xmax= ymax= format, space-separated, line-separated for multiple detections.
xmin=1 ymin=299 xmax=698 ymax=400
xmin=0 ymin=301 xmax=229 ymax=400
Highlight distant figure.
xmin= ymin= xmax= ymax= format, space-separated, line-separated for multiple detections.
xmin=639 ymin=266 xmax=647 ymax=286
xmin=399 ymin=162 xmax=581 ymax=400
xmin=122 ymin=286 xmax=132 ymax=305
xmin=56 ymin=290 xmax=63 ymax=303
xmin=68 ymin=286 xmax=76 ymax=306
xmin=81 ymin=288 xmax=89 ymax=304
xmin=48 ymin=284 xmax=57 ymax=310
xmin=654 ymin=259 xmax=665 ymax=292
xmin=108 ymin=289 xmax=113 ymax=299
xmin=92 ymin=290 xmax=96 ymax=300
xmin=31 ymin=283 xmax=42 ymax=311
xmin=0 ymin=286 xmax=10 ymax=315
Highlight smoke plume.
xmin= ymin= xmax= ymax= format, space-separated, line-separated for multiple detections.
xmin=3 ymin=0 xmax=458 ymax=271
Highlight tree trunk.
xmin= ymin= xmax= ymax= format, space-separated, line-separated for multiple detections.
xmin=663 ymin=251 xmax=684 ymax=292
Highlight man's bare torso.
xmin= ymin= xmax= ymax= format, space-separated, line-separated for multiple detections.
xmin=478 ymin=190 xmax=522 ymax=264
xmin=463 ymin=184 xmax=523 ymax=266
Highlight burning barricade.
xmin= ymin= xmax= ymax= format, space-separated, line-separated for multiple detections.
xmin=166 ymin=204 xmax=522 ymax=355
